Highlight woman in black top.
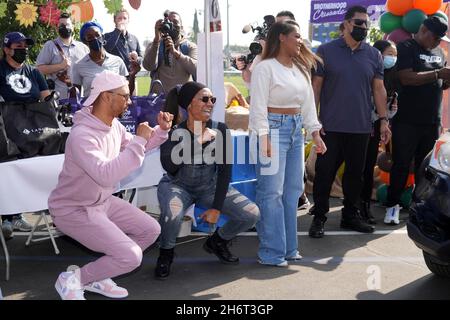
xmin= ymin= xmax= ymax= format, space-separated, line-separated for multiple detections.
xmin=155 ymin=82 xmax=260 ymax=279
xmin=360 ymin=40 xmax=399 ymax=223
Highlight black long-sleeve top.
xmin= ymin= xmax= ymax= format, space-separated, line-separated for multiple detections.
xmin=160 ymin=120 xmax=232 ymax=211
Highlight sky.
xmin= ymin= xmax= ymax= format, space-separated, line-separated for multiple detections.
xmin=91 ymin=0 xmax=311 ymax=48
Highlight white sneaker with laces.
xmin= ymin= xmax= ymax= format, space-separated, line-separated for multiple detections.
xmin=55 ymin=271 xmax=85 ymax=300
xmin=12 ymin=216 xmax=32 ymax=232
xmin=258 ymin=259 xmax=288 ymax=267
xmin=84 ymin=278 xmax=128 ymax=299
xmin=384 ymin=205 xmax=401 ymax=225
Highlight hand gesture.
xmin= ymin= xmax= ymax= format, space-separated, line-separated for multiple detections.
xmin=129 ymin=51 xmax=139 ymax=62
xmin=61 ymin=56 xmax=71 ymax=70
xmin=380 ymin=121 xmax=392 ymax=145
xmin=157 ymin=111 xmax=174 ymax=131
xmin=164 ymin=35 xmax=176 ymax=54
xmin=136 ymin=122 xmax=155 ymax=141
xmin=313 ymin=132 xmax=327 ymax=155
xmin=260 ymin=135 xmax=272 ymax=158
xmin=154 ymin=19 xmax=164 ymax=41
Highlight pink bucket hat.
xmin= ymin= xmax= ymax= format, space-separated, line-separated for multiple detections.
xmin=83 ymin=70 xmax=128 ymax=107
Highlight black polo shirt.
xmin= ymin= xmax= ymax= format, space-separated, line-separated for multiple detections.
xmin=314 ymin=37 xmax=384 ymax=134
xmin=395 ymin=39 xmax=446 ymax=125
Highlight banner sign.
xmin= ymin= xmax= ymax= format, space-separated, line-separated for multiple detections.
xmin=310 ymin=0 xmax=450 ymax=24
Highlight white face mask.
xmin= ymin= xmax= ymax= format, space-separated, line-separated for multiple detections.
xmin=383 ymin=55 xmax=397 ymax=69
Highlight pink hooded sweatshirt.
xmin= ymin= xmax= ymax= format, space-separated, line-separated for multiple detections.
xmin=48 ymin=107 xmax=168 ymax=217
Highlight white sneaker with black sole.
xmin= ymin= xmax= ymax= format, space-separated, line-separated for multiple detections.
xmin=384 ymin=205 xmax=401 ymax=225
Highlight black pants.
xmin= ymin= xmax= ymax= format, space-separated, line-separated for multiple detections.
xmin=361 ymin=121 xmax=381 ymax=202
xmin=313 ymin=131 xmax=370 ymax=218
xmin=386 ymin=122 xmax=439 ymax=207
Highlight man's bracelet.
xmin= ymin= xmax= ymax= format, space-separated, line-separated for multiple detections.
xmin=379 ymin=117 xmax=389 ymax=123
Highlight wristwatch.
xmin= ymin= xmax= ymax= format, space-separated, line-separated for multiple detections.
xmin=379 ymin=117 xmax=389 ymax=123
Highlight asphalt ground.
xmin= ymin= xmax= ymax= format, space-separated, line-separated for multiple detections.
xmin=1 ymin=197 xmax=450 ymax=300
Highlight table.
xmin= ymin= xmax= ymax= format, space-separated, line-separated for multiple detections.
xmin=0 ymin=149 xmax=165 ymax=280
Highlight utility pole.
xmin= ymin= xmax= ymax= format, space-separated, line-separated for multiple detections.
xmin=226 ymin=0 xmax=230 ymax=69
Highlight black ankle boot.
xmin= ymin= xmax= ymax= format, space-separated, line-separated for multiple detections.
xmin=155 ymin=248 xmax=174 ymax=280
xmin=203 ymin=231 xmax=239 ymax=265
xmin=341 ymin=208 xmax=375 ymax=233
xmin=309 ymin=215 xmax=327 ymax=238
xmin=360 ymin=201 xmax=376 ymax=225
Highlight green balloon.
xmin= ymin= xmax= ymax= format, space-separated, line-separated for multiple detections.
xmin=432 ymin=11 xmax=449 ymax=22
xmin=402 ymin=9 xmax=427 ymax=34
xmin=400 ymin=187 xmax=414 ymax=208
xmin=376 ymin=184 xmax=388 ymax=205
xmin=380 ymin=12 xmax=403 ymax=34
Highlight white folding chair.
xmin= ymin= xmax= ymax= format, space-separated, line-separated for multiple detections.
xmin=25 ymin=210 xmax=61 ymax=255
xmin=0 ymin=219 xmax=10 ymax=281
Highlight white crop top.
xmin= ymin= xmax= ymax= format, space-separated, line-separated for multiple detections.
xmin=249 ymin=58 xmax=322 ymax=136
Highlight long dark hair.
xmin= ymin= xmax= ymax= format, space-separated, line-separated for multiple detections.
xmin=163 ymin=87 xmax=184 ymax=128
xmin=262 ymin=20 xmax=322 ymax=77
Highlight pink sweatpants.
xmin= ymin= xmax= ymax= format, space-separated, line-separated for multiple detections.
xmin=52 ymin=196 xmax=161 ymax=285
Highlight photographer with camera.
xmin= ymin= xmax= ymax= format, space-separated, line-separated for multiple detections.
xmin=36 ymin=13 xmax=89 ymax=99
xmin=143 ymin=11 xmax=197 ymax=93
xmin=234 ymin=11 xmax=295 ymax=87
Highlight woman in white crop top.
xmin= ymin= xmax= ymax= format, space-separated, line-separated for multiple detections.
xmin=250 ymin=20 xmax=327 ymax=266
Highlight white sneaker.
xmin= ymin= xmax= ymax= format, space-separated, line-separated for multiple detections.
xmin=286 ymin=252 xmax=303 ymax=261
xmin=258 ymin=259 xmax=288 ymax=267
xmin=12 ymin=216 xmax=32 ymax=232
xmin=55 ymin=271 xmax=85 ymax=300
xmin=84 ymin=278 xmax=128 ymax=299
xmin=298 ymin=197 xmax=311 ymax=210
xmin=384 ymin=205 xmax=401 ymax=225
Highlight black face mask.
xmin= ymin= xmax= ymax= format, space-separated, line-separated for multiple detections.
xmin=88 ymin=37 xmax=104 ymax=52
xmin=58 ymin=26 xmax=73 ymax=39
xmin=350 ymin=26 xmax=368 ymax=42
xmin=11 ymin=48 xmax=28 ymax=64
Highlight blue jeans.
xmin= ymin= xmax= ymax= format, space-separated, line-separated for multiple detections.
xmin=157 ymin=164 xmax=260 ymax=249
xmin=255 ymin=114 xmax=304 ymax=265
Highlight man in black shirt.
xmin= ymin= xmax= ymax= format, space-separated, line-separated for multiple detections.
xmin=385 ymin=17 xmax=450 ymax=225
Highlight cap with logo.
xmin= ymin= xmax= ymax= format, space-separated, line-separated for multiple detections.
xmin=83 ymin=70 xmax=128 ymax=107
xmin=3 ymin=32 xmax=34 ymax=47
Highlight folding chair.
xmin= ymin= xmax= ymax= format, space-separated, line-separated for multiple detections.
xmin=25 ymin=210 xmax=61 ymax=255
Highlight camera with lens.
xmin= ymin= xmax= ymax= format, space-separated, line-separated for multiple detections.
xmin=159 ymin=12 xmax=174 ymax=37
xmin=231 ymin=15 xmax=275 ymax=70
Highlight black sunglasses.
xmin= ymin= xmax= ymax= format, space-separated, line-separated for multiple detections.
xmin=200 ymin=96 xmax=217 ymax=104
xmin=350 ymin=18 xmax=369 ymax=28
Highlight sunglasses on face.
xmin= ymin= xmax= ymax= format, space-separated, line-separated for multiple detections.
xmin=199 ymin=96 xmax=217 ymax=104
xmin=108 ymin=92 xmax=130 ymax=100
xmin=349 ymin=18 xmax=369 ymax=28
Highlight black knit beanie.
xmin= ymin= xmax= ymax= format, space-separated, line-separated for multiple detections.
xmin=177 ymin=81 xmax=207 ymax=110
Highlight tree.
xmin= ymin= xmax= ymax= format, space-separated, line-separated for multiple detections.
xmin=190 ymin=9 xmax=200 ymax=44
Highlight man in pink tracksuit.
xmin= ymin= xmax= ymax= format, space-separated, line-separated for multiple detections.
xmin=48 ymin=70 xmax=173 ymax=300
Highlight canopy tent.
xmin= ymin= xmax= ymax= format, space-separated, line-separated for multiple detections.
xmin=310 ymin=0 xmax=450 ymax=24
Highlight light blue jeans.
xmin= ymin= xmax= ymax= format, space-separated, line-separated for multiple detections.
xmin=255 ymin=114 xmax=304 ymax=265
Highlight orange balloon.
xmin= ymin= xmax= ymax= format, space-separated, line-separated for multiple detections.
xmin=414 ymin=0 xmax=443 ymax=15
xmin=386 ymin=0 xmax=414 ymax=16
xmin=379 ymin=170 xmax=390 ymax=185
xmin=406 ymin=174 xmax=415 ymax=188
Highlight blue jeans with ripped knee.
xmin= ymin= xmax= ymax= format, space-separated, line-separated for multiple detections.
xmin=157 ymin=165 xmax=260 ymax=249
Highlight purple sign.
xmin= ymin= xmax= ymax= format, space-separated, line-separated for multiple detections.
xmin=310 ymin=0 xmax=450 ymax=24
xmin=310 ymin=0 xmax=386 ymax=24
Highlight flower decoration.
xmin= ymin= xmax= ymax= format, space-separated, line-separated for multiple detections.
xmin=14 ymin=0 xmax=38 ymax=28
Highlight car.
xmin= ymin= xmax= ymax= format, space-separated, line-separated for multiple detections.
xmin=407 ymin=130 xmax=450 ymax=277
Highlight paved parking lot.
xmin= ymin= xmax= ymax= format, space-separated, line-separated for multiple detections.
xmin=1 ymin=198 xmax=450 ymax=300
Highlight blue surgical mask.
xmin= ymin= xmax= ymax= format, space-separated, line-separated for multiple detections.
xmin=383 ymin=55 xmax=397 ymax=69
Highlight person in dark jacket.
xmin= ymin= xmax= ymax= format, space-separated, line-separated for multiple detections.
xmin=155 ymin=81 xmax=260 ymax=279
